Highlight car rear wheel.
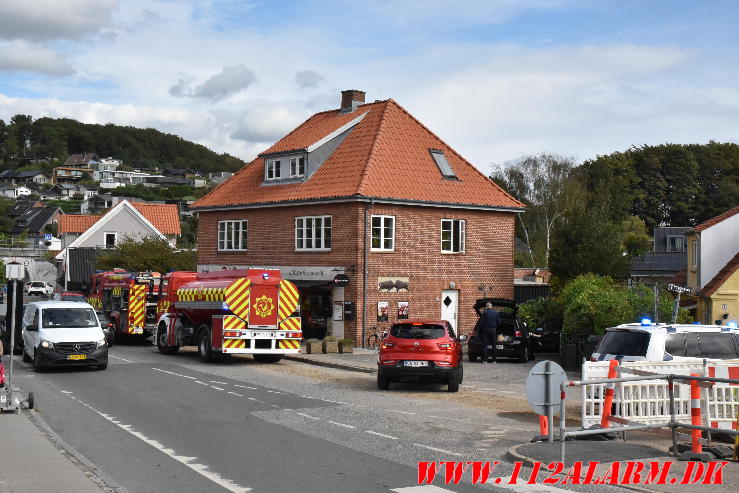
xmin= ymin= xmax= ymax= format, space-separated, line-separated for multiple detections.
xmin=447 ymin=372 xmax=460 ymax=392
xmin=458 ymin=364 xmax=464 ymax=384
xmin=377 ymin=373 xmax=390 ymax=390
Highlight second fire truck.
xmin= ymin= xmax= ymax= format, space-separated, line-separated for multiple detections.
xmin=155 ymin=268 xmax=302 ymax=363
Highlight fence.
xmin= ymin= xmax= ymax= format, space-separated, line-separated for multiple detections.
xmin=581 ymin=360 xmax=739 ymax=430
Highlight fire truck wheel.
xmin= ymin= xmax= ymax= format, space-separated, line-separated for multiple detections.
xmin=197 ymin=328 xmax=214 ymax=363
xmin=253 ymin=354 xmax=283 ymax=363
xmin=157 ymin=324 xmax=179 ymax=355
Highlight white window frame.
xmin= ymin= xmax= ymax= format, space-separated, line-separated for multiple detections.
xmin=218 ymin=220 xmax=248 ymax=252
xmin=290 ymin=156 xmax=305 ymax=178
xmin=295 ymin=215 xmax=332 ymax=251
xmin=371 ymin=215 xmax=395 ymax=251
xmin=441 ymin=219 xmax=465 ymax=254
xmin=266 ymin=160 xmax=281 ymax=180
xmin=104 ymin=232 xmax=117 ymax=249
xmin=692 ymin=239 xmax=698 ymax=268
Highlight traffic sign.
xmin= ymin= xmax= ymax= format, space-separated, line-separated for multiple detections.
xmin=44 ymin=233 xmax=52 ymax=241
xmin=525 ymin=360 xmax=568 ymax=415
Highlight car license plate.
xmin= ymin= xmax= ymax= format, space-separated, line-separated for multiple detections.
xmin=67 ymin=354 xmax=87 ymax=360
xmin=404 ymin=361 xmax=428 ymax=367
xmin=496 ymin=345 xmax=504 ymax=350
xmin=253 ymin=332 xmax=274 ymax=338
xmin=0 ymin=395 xmax=6 ymax=403
xmin=133 ymin=327 xmax=143 ymax=334
xmin=486 ymin=345 xmax=493 ymax=349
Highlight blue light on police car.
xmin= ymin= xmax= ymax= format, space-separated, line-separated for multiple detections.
xmin=640 ymin=318 xmax=652 ymax=326
xmin=728 ymin=321 xmax=738 ymax=329
xmin=262 ymin=273 xmax=269 ymax=279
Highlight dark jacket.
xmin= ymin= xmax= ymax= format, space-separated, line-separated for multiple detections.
xmin=480 ymin=308 xmax=500 ymax=332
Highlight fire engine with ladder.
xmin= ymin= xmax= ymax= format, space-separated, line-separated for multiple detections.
xmin=155 ymin=268 xmax=302 ymax=363
xmin=87 ymin=270 xmax=161 ymax=342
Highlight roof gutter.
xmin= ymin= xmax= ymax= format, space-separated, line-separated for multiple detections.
xmin=190 ymin=195 xmax=525 ymax=213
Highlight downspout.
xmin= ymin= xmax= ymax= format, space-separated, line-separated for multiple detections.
xmin=362 ymin=199 xmax=373 ymax=347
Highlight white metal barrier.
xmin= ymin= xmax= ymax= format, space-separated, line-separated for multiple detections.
xmin=582 ymin=360 xmax=739 ymax=429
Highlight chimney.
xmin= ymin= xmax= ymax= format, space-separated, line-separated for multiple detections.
xmin=340 ymin=89 xmax=365 ymax=113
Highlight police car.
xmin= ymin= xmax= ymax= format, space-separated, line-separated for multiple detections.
xmin=591 ymin=319 xmax=739 ymax=362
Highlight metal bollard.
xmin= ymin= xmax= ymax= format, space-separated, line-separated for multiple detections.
xmin=600 ymin=359 xmax=619 ymax=428
xmin=539 ymin=415 xmax=549 ymax=437
xmin=690 ymin=373 xmax=702 ymax=454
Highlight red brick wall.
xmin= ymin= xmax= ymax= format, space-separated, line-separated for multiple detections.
xmin=197 ymin=202 xmax=515 ymax=343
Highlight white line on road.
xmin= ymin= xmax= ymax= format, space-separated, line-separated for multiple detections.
xmin=265 ymin=390 xmax=282 ymax=394
xmin=210 ymin=380 xmax=228 ymax=385
xmin=492 ymin=476 xmax=574 ymax=493
xmin=365 ymin=430 xmax=398 ymax=440
xmin=109 ymin=355 xmax=134 ymax=363
xmin=64 ymin=394 xmax=250 ymax=492
xmin=234 ymin=385 xmax=257 ymax=390
xmin=387 ymin=409 xmax=415 ymax=415
xmin=327 ymin=420 xmax=356 ymax=429
xmin=195 ymin=381 xmax=208 ymax=386
xmin=210 ymin=386 xmax=225 ymax=391
xmin=428 ymin=415 xmax=470 ymax=423
xmin=60 ymin=390 xmax=73 ymax=394
xmin=411 ymin=444 xmax=464 ymax=457
xmin=153 ymin=368 xmax=197 ymax=380
xmin=295 ymin=412 xmax=319 ymax=420
xmin=391 ymin=485 xmax=456 ymax=492
xmin=227 ymin=392 xmax=244 ymax=397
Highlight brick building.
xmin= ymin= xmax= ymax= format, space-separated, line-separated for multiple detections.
xmin=191 ymin=90 xmax=524 ymax=343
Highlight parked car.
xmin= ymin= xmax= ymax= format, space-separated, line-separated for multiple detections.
xmin=467 ymin=298 xmax=535 ymax=363
xmin=21 ymin=301 xmax=108 ymax=370
xmin=96 ymin=310 xmax=115 ymax=347
xmin=27 ymin=281 xmax=54 ymax=298
xmin=52 ymin=291 xmax=87 ymax=302
xmin=591 ymin=321 xmax=739 ymax=362
xmin=377 ymin=319 xmax=465 ymax=392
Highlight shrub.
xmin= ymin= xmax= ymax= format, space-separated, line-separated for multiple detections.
xmin=338 ymin=338 xmax=354 ymax=346
xmin=304 ymin=338 xmax=320 ymax=344
xmin=323 ymin=336 xmax=338 ymax=342
xmin=518 ymin=297 xmax=563 ymax=331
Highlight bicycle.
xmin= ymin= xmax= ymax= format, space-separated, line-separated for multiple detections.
xmin=366 ymin=325 xmax=388 ymax=350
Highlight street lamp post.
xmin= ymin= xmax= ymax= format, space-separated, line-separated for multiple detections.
xmin=2 ymin=261 xmax=25 ymax=411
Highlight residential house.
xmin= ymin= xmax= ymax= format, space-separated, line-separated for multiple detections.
xmin=99 ymin=170 xmax=161 ymax=189
xmin=51 ymin=166 xmax=96 ymax=184
xmin=10 ymin=206 xmax=63 ymax=246
xmin=630 ymin=227 xmax=691 ymax=285
xmin=513 ymin=268 xmax=551 ymax=304
xmin=164 ymin=168 xmax=196 ymax=179
xmin=0 ymin=186 xmax=17 ymax=199
xmin=93 ymin=157 xmax=121 ymax=181
xmin=208 ymin=171 xmax=234 ymax=185
xmin=684 ymin=206 xmax=739 ymax=324
xmin=79 ymin=195 xmax=146 ymax=214
xmin=63 ymin=153 xmax=99 ymax=167
xmin=9 ymin=198 xmax=44 ymax=220
xmin=0 ymin=169 xmax=51 ymax=185
xmin=191 ymin=90 xmax=525 ymax=341
xmin=143 ymin=176 xmax=192 ymax=187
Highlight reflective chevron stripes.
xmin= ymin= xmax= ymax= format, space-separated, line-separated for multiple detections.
xmin=87 ymin=296 xmax=102 ymax=309
xmin=223 ymin=338 xmax=246 ymax=349
xmin=127 ymin=284 xmax=146 ymax=333
xmin=225 ymin=278 xmax=251 ymax=321
xmin=176 ymin=286 xmax=227 ymax=302
xmin=112 ymin=286 xmax=122 ymax=296
xmin=277 ymin=280 xmax=299 ymax=321
xmin=157 ymin=300 xmax=171 ymax=313
xmin=279 ymin=317 xmax=301 ymax=332
xmin=278 ymin=340 xmax=300 ymax=350
xmin=223 ymin=315 xmax=246 ymax=331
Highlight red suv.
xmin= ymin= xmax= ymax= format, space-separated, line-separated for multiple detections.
xmin=377 ymin=319 xmax=465 ymax=392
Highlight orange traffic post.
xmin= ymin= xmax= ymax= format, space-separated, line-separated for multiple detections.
xmin=690 ymin=373 xmax=703 ymax=454
xmin=539 ymin=415 xmax=549 ymax=437
xmin=600 ymin=359 xmax=619 ymax=429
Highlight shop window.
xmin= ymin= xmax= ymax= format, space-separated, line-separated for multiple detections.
xmin=371 ymin=215 xmax=395 ymax=251
xmin=295 ymin=215 xmax=331 ymax=251
xmin=218 ymin=220 xmax=247 ymax=251
xmin=441 ymin=219 xmax=465 ymax=253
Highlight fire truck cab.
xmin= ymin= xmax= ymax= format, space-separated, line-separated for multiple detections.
xmin=155 ymin=269 xmax=302 ymax=363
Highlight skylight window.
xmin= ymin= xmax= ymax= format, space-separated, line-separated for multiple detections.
xmin=430 ymin=149 xmax=457 ymax=178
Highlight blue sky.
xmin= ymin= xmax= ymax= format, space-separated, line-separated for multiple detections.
xmin=0 ymin=0 xmax=737 ymax=171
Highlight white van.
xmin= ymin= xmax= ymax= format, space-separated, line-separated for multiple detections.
xmin=21 ymin=301 xmax=108 ymax=370
xmin=591 ymin=322 xmax=739 ymax=362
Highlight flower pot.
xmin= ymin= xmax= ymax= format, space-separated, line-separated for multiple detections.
xmin=305 ymin=342 xmax=322 ymax=354
xmin=322 ymin=341 xmax=339 ymax=353
xmin=338 ymin=343 xmax=354 ymax=354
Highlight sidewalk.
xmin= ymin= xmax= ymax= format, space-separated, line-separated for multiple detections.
xmin=284 ymin=348 xmax=377 ymax=373
xmin=509 ymin=431 xmax=739 ymax=492
xmin=0 ymin=410 xmax=104 ymax=492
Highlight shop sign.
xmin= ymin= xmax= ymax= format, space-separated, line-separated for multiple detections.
xmin=198 ymin=264 xmax=341 ymax=281
xmin=333 ymin=274 xmax=350 ymax=287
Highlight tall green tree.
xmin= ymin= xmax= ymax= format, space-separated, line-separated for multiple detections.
xmin=96 ymin=235 xmax=196 ymax=273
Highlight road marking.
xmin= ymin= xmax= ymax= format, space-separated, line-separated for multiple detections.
xmin=210 ymin=380 xmax=228 ymax=385
xmin=227 ymin=392 xmax=244 ymax=397
xmin=493 ymin=476 xmax=574 ymax=493
xmin=153 ymin=368 xmax=196 ymax=380
xmin=64 ymin=394 xmax=250 ymax=492
xmin=411 ymin=444 xmax=464 ymax=457
xmin=195 ymin=381 xmax=208 ymax=386
xmin=234 ymin=385 xmax=257 ymax=390
xmin=429 ymin=415 xmax=470 ymax=423
xmin=270 ymin=404 xmax=280 ymax=408
xmin=61 ymin=390 xmax=73 ymax=394
xmin=328 ymin=420 xmax=356 ymax=429
xmin=391 ymin=485 xmax=456 ymax=492
xmin=265 ymin=390 xmax=282 ymax=394
xmin=295 ymin=412 xmax=319 ymax=420
xmin=210 ymin=386 xmax=224 ymax=391
xmin=365 ymin=430 xmax=398 ymax=440
xmin=388 ymin=409 xmax=415 ymax=415
xmin=109 ymin=355 xmax=133 ymax=363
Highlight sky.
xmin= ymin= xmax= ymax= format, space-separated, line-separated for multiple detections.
xmin=0 ymin=0 xmax=738 ymax=173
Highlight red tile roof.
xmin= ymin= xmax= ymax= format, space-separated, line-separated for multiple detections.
xmin=694 ymin=206 xmax=739 ymax=232
xmin=58 ymin=214 xmax=100 ymax=234
xmin=193 ymin=99 xmax=524 ymax=210
xmin=57 ymin=203 xmax=181 ymax=235
xmin=700 ymin=252 xmax=739 ymax=297
xmin=131 ymin=203 xmax=181 ymax=235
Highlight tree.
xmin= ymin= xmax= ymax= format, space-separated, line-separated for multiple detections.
xmin=621 ymin=216 xmax=652 ymax=257
xmin=492 ymin=153 xmax=578 ymax=267
xmin=96 ymin=235 xmax=196 ymax=273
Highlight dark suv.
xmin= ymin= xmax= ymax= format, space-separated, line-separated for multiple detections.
xmin=467 ymin=298 xmax=535 ymax=363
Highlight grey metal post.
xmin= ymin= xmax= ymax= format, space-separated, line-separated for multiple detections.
xmin=7 ymin=280 xmax=17 ymax=392
xmin=653 ymin=284 xmax=659 ymax=323
xmin=545 ymin=360 xmax=554 ymax=442
xmin=671 ymin=291 xmax=681 ymax=324
xmin=559 ymin=381 xmax=567 ymax=463
xmin=667 ymin=375 xmax=679 ymax=456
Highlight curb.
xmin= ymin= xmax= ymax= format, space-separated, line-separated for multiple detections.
xmin=283 ymin=355 xmax=375 ymax=374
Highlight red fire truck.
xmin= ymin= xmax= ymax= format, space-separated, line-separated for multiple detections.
xmin=155 ymin=269 xmax=302 ymax=363
xmin=87 ymin=270 xmax=162 ymax=342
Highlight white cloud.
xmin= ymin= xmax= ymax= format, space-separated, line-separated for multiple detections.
xmin=229 ymin=105 xmax=311 ymax=144
xmin=169 ymin=65 xmax=257 ymax=101
xmin=0 ymin=0 xmax=118 ymax=41
xmin=0 ymin=41 xmax=75 ymax=76
xmin=295 ymin=70 xmax=325 ymax=89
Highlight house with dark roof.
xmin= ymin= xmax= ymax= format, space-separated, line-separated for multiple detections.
xmin=0 ymin=169 xmax=51 ymax=185
xmin=630 ymin=227 xmax=691 ymax=284
xmin=191 ymin=89 xmax=525 ymax=342
xmin=10 ymin=206 xmax=63 ymax=246
xmin=683 ymin=206 xmax=739 ymax=324
xmin=63 ymin=153 xmax=99 ymax=167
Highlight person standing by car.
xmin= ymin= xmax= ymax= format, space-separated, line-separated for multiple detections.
xmin=480 ymin=302 xmax=500 ymax=363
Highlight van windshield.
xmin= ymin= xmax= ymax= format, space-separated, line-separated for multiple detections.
xmin=596 ymin=330 xmax=650 ymax=357
xmin=42 ymin=308 xmax=98 ymax=328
